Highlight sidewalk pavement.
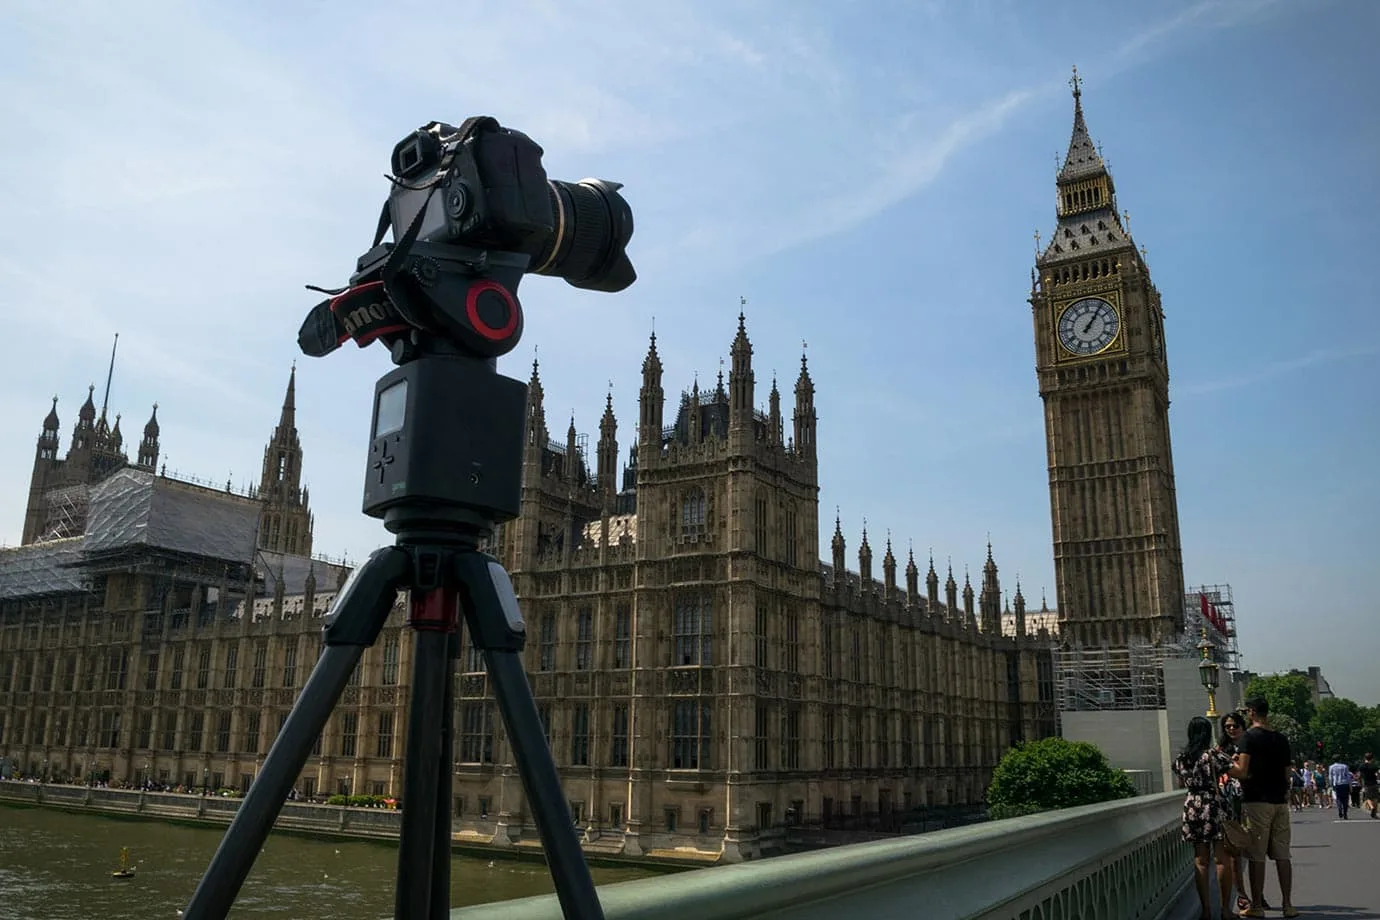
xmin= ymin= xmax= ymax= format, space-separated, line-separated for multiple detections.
xmin=1166 ymin=804 xmax=1379 ymax=919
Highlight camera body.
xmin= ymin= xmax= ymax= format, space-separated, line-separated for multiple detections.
xmin=297 ymin=115 xmax=635 ymax=362
xmin=388 ymin=119 xmax=554 ymax=257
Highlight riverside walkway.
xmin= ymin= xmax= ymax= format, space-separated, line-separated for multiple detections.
xmin=1166 ymin=805 xmax=1379 ymax=920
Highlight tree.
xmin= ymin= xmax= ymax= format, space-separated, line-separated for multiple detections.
xmin=986 ymin=737 xmax=1136 ymax=820
xmin=1268 ymin=712 xmax=1309 ymax=756
xmin=1243 ymin=674 xmax=1316 ymax=727
xmin=1309 ymin=698 xmax=1380 ymax=765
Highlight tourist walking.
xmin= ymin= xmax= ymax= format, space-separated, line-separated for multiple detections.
xmin=1175 ymin=715 xmax=1236 ymax=920
xmin=1230 ymin=696 xmax=1298 ymax=918
xmin=1358 ymin=753 xmax=1379 ymax=819
xmin=1328 ymin=756 xmax=1352 ymax=819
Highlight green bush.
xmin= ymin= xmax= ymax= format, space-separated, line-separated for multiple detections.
xmin=986 ymin=737 xmax=1136 ymax=820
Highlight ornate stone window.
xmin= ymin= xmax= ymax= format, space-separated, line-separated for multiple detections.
xmin=670 ymin=700 xmax=711 ymax=770
xmin=673 ymin=595 xmax=712 ymax=666
xmin=680 ymin=488 xmax=706 ymax=538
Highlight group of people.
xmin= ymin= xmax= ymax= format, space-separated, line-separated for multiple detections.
xmin=1173 ymin=696 xmax=1298 ymax=919
xmin=1288 ymin=755 xmax=1379 ymax=820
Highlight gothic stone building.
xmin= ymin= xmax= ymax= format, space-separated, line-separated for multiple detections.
xmin=0 ymin=332 xmax=1056 ymax=862
xmin=0 ymin=369 xmax=372 ymax=800
xmin=472 ymin=317 xmax=1056 ymax=859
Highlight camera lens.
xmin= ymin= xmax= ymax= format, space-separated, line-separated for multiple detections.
xmin=529 ymin=179 xmax=636 ymax=293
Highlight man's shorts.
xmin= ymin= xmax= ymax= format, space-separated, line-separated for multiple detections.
xmin=1363 ymin=785 xmax=1379 ymax=802
xmin=1241 ymin=802 xmax=1291 ymax=862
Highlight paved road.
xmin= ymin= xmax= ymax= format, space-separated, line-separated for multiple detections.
xmin=1169 ymin=805 xmax=1380 ymax=919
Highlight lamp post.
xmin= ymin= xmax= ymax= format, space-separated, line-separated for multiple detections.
xmin=1197 ymin=627 xmax=1220 ymax=718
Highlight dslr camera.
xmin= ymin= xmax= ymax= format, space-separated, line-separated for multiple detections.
xmin=299 ymin=116 xmax=635 ymax=360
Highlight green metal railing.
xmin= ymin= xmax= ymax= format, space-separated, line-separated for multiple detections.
xmin=451 ymin=791 xmax=1190 ymax=920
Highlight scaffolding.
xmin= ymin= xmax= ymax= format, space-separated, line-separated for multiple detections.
xmin=1053 ymin=641 xmax=1186 ymax=711
xmin=40 ymin=484 xmax=90 ymax=542
xmin=1185 ymin=583 xmax=1240 ymax=671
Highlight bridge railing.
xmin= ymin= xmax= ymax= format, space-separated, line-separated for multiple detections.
xmin=451 ymin=790 xmax=1190 ymax=920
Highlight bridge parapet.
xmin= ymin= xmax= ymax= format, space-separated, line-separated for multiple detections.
xmin=451 ymin=791 xmax=1190 ymax=920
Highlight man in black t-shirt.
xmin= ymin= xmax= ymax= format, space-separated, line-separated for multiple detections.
xmin=1229 ymin=696 xmax=1297 ymax=917
xmin=1359 ymin=752 xmax=1379 ymax=819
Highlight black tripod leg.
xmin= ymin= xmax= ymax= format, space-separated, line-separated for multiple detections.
xmin=456 ymin=553 xmax=606 ymax=920
xmin=183 ymin=546 xmax=411 ymax=920
xmin=429 ymin=630 xmax=460 ymax=919
xmin=396 ymin=585 xmax=458 ymax=920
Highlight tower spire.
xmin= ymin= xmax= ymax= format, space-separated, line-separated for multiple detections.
xmin=1040 ymin=66 xmax=1127 ymax=262
xmin=100 ymin=333 xmax=119 ymax=419
xmin=279 ymin=362 xmax=297 ymax=430
xmin=256 ymin=366 xmax=312 ymax=556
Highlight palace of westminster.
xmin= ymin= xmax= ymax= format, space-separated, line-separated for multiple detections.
xmin=0 ymin=75 xmax=1190 ymax=860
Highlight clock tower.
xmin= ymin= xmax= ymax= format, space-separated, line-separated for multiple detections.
xmin=1031 ymin=69 xmax=1185 ymax=648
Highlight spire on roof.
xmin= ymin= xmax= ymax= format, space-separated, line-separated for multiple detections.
xmin=1059 ymin=65 xmax=1108 ymax=182
xmin=42 ymin=396 xmax=59 ymax=435
xmin=279 ymin=364 xmax=297 ymax=430
xmin=79 ymin=384 xmax=96 ymax=422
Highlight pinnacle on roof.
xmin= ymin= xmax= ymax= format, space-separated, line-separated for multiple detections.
xmin=143 ymin=403 xmax=159 ymax=438
xmin=731 ymin=309 xmax=751 ymax=358
xmin=278 ymin=364 xmax=297 ymax=429
xmin=43 ymin=396 xmax=59 ymax=432
xmin=1059 ymin=65 xmax=1108 ymax=183
xmin=79 ymin=384 xmax=97 ymax=422
xmin=794 ymin=344 xmax=814 ymax=398
xmin=642 ymin=330 xmax=661 ymax=375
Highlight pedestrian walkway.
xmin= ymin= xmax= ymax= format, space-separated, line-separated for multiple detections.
xmin=1168 ymin=806 xmax=1379 ymax=919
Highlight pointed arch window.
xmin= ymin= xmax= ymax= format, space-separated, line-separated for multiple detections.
xmin=680 ymin=488 xmax=706 ymax=537
xmin=673 ymin=594 xmax=712 ymax=666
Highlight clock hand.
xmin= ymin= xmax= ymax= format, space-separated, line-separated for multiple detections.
xmin=1081 ymin=316 xmax=1096 ymax=334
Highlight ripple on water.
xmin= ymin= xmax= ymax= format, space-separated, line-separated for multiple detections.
xmin=0 ymin=803 xmax=664 ymax=919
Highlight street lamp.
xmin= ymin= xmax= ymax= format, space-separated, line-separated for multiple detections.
xmin=1197 ymin=627 xmax=1220 ymax=718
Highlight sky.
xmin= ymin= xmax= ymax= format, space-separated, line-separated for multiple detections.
xmin=0 ymin=0 xmax=1376 ymax=701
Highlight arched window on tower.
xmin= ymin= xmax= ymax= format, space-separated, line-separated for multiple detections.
xmin=680 ymin=488 xmax=706 ymax=538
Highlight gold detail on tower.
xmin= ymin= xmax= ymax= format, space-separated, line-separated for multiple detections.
xmin=1058 ymin=176 xmax=1112 ymax=217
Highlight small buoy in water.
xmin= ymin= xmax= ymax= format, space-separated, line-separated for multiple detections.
xmin=487 ymin=861 xmax=495 ymax=868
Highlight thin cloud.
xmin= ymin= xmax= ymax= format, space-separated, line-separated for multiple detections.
xmin=650 ymin=0 xmax=1284 ymax=272
xmin=1178 ymin=344 xmax=1380 ymax=396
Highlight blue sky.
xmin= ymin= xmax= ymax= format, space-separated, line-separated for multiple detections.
xmin=0 ymin=0 xmax=1376 ymax=701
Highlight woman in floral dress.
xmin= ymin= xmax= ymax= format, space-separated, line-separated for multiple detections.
xmin=1174 ymin=715 xmax=1237 ymax=920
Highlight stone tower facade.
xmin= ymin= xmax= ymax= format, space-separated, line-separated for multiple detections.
xmin=1030 ymin=70 xmax=1186 ymax=648
xmin=20 ymin=386 xmax=160 ymax=545
xmin=254 ymin=367 xmax=314 ymax=557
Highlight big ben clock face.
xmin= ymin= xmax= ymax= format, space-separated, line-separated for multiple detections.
xmin=1057 ymin=297 xmax=1120 ymax=356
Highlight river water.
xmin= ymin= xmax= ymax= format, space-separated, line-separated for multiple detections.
xmin=0 ymin=804 xmax=662 ymax=919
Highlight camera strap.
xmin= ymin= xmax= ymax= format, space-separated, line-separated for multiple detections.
xmin=299 ymin=117 xmax=500 ymax=357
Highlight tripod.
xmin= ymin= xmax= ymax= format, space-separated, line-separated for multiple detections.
xmin=183 ymin=342 xmax=606 ymax=919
